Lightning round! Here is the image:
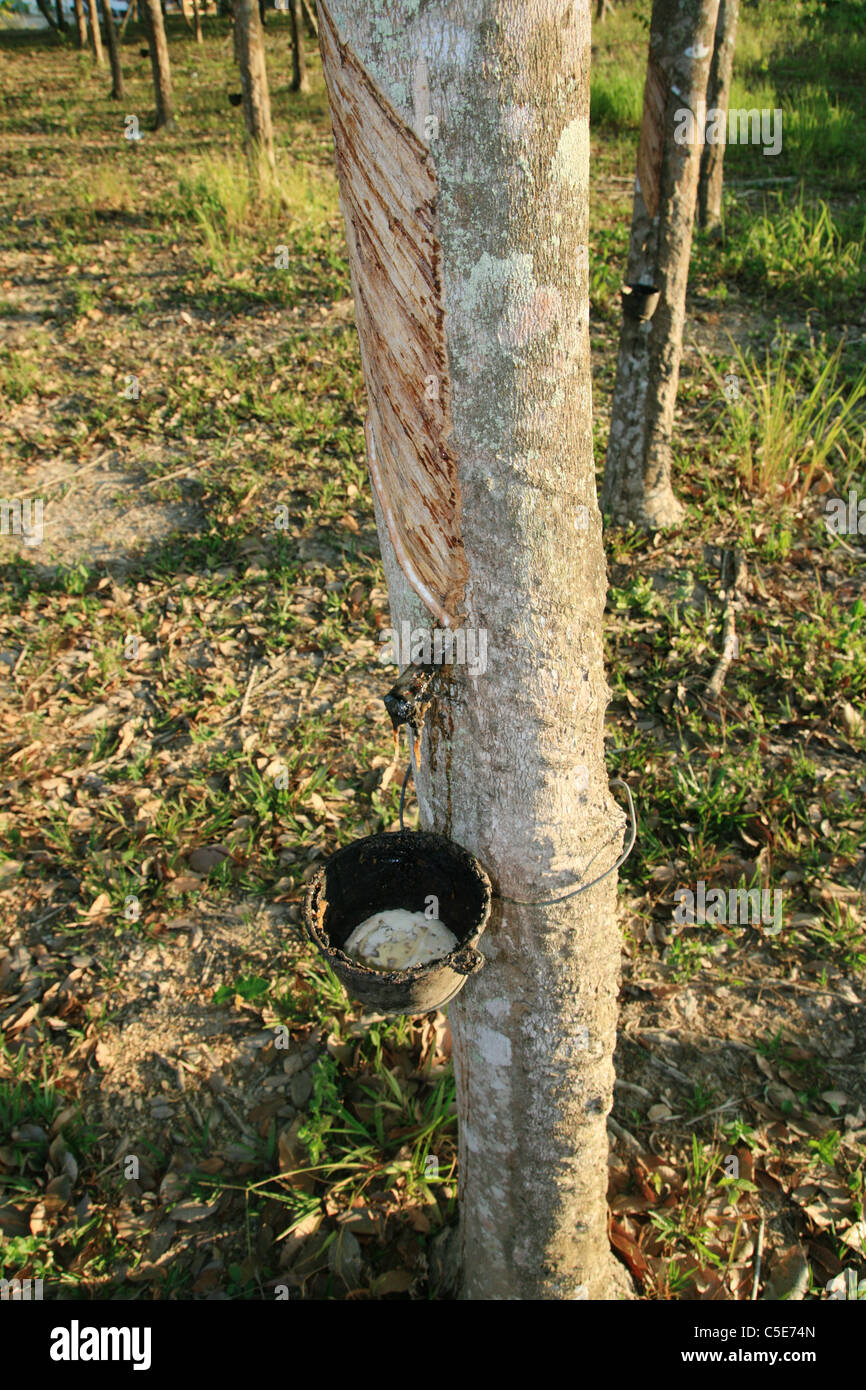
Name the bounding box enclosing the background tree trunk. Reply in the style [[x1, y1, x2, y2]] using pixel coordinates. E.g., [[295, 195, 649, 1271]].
[[118, 2, 134, 39], [300, 0, 317, 38], [54, 0, 67, 30], [233, 0, 275, 169], [289, 0, 309, 92], [73, 0, 88, 47], [35, 0, 58, 29], [698, 0, 740, 230], [88, 0, 106, 65], [100, 0, 125, 98], [595, 0, 614, 21], [192, 0, 203, 43], [317, 0, 629, 1299], [143, 0, 175, 130], [601, 0, 719, 529]]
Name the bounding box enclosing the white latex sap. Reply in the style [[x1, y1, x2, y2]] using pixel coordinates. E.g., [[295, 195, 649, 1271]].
[[343, 908, 458, 971]]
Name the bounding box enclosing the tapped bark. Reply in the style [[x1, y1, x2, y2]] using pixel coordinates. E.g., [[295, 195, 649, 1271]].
[[602, 0, 719, 530], [99, 0, 124, 99], [289, 0, 309, 92], [233, 0, 276, 170], [73, 0, 88, 47], [698, 0, 740, 230], [143, 0, 175, 130], [318, 0, 629, 1300], [88, 0, 106, 65]]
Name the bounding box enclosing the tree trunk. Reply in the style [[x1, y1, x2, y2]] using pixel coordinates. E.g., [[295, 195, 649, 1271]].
[[118, 2, 134, 39], [54, 0, 67, 30], [143, 0, 175, 130], [192, 0, 203, 43], [317, 0, 629, 1300], [698, 0, 739, 230], [595, 0, 614, 21], [88, 0, 106, 65], [300, 0, 317, 38], [233, 0, 275, 169], [289, 0, 308, 92], [601, 0, 719, 530], [35, 0, 58, 29], [73, 0, 88, 46], [100, 0, 125, 98]]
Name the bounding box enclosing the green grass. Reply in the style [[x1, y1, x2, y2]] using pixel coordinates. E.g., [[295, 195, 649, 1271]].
[[702, 332, 866, 501]]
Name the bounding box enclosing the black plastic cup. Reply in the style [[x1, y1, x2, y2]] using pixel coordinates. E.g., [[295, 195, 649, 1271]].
[[304, 830, 491, 1016], [621, 282, 661, 322]]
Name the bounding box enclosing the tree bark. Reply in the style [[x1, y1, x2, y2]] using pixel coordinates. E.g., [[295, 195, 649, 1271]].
[[192, 0, 203, 43], [53, 0, 67, 29], [143, 0, 175, 130], [317, 0, 629, 1300], [698, 0, 739, 230], [118, 2, 134, 39], [289, 0, 309, 92], [601, 0, 719, 530], [233, 0, 275, 169], [88, 0, 106, 66], [73, 0, 88, 47], [99, 0, 124, 98], [595, 0, 614, 21]]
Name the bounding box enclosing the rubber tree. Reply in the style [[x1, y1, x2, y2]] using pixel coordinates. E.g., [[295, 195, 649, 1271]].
[[289, 0, 309, 92], [698, 0, 740, 230], [143, 0, 175, 130], [99, 0, 124, 99], [233, 0, 276, 170], [317, 0, 630, 1299], [601, 0, 719, 529], [88, 0, 106, 65], [73, 0, 89, 48]]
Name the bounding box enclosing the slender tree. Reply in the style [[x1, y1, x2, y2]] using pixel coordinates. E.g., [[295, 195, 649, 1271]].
[[54, 0, 67, 30], [73, 0, 89, 47], [318, 0, 630, 1299], [698, 0, 740, 230], [99, 0, 125, 98], [233, 0, 275, 169], [143, 0, 175, 130], [192, 0, 204, 43], [300, 0, 316, 38], [88, 0, 106, 65], [118, 1, 135, 39], [601, 0, 719, 529], [288, 0, 309, 92]]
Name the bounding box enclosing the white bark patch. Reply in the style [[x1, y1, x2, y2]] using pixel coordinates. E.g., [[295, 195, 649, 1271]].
[[472, 1025, 513, 1071], [549, 118, 589, 190], [318, 0, 468, 624], [458, 252, 565, 354]]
